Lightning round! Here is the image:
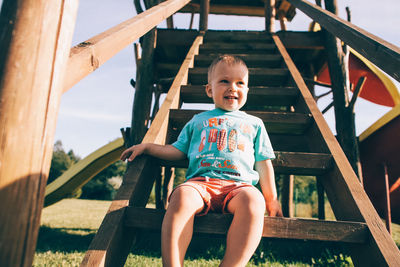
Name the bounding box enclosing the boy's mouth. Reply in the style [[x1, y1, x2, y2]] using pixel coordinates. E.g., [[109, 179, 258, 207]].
[[224, 96, 238, 100]]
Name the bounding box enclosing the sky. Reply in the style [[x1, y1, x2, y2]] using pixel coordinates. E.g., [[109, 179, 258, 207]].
[[21, 0, 399, 158]]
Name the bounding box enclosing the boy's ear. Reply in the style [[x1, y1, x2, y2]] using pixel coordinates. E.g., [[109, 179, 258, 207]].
[[205, 84, 213, 98]]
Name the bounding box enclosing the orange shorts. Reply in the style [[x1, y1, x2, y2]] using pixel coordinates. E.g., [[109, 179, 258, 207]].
[[171, 177, 254, 216]]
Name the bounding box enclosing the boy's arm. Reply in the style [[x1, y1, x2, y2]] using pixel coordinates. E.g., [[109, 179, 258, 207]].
[[120, 143, 186, 162], [255, 159, 283, 217]]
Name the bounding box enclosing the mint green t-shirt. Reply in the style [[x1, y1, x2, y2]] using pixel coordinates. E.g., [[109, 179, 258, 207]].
[[172, 108, 275, 185]]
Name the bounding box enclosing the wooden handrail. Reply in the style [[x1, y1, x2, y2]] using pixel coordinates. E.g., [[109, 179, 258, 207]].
[[287, 0, 400, 83], [80, 34, 203, 267], [142, 34, 204, 145], [63, 0, 191, 93], [273, 33, 400, 266]]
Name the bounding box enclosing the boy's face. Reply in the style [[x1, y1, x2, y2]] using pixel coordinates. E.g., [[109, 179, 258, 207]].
[[205, 62, 249, 111]]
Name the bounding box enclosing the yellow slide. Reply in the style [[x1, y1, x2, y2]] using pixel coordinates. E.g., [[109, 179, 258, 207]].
[[44, 138, 125, 206]]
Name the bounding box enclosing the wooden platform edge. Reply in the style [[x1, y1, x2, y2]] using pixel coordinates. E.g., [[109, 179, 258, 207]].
[[125, 207, 368, 244]]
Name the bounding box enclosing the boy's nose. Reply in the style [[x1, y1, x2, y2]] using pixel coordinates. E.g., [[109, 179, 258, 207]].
[[229, 83, 238, 91]]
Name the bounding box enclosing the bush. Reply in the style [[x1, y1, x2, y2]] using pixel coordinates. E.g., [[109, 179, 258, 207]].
[[80, 160, 126, 200]]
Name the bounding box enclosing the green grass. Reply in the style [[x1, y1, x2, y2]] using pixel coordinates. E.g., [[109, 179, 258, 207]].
[[34, 198, 400, 266]]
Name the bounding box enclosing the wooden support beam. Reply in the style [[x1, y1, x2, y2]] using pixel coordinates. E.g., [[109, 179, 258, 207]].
[[81, 156, 159, 267], [199, 0, 209, 31], [63, 0, 190, 92], [383, 163, 392, 234], [348, 76, 366, 112], [125, 207, 368, 243], [278, 11, 288, 31], [281, 175, 294, 217], [162, 167, 175, 209], [317, 176, 326, 219], [264, 0, 276, 32], [0, 1, 78, 266], [287, 0, 400, 82], [272, 33, 400, 266]]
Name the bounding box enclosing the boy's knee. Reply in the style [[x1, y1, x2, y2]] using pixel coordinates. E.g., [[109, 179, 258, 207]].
[[235, 188, 266, 216], [168, 186, 204, 212]]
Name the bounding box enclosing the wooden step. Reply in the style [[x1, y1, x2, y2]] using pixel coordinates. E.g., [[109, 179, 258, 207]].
[[194, 54, 283, 68], [158, 151, 332, 175], [125, 207, 368, 244], [189, 67, 289, 86], [204, 31, 273, 43], [180, 85, 299, 106], [168, 109, 312, 135], [199, 42, 276, 54]]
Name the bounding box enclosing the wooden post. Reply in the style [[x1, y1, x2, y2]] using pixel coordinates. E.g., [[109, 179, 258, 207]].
[[323, 0, 361, 177], [199, 0, 209, 31], [278, 11, 287, 31], [317, 176, 325, 219], [130, 0, 159, 145], [264, 0, 276, 32], [281, 175, 294, 217], [0, 1, 78, 266], [163, 167, 175, 209], [383, 163, 392, 234]]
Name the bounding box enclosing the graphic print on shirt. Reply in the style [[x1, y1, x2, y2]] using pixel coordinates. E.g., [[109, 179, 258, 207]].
[[196, 116, 254, 177], [198, 129, 206, 152]]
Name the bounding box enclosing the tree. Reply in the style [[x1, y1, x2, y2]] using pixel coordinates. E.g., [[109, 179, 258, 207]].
[[48, 140, 80, 184]]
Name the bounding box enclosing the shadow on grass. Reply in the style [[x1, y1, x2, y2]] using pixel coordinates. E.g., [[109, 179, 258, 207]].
[[36, 226, 95, 252], [36, 226, 353, 265], [132, 230, 352, 266]]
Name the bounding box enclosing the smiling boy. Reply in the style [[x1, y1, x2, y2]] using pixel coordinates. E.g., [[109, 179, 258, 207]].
[[121, 55, 282, 267]]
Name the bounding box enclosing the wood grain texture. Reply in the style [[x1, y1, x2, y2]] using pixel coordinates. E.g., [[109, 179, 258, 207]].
[[63, 0, 191, 92], [287, 0, 400, 82], [272, 33, 400, 267], [0, 1, 78, 266], [81, 35, 204, 267], [125, 207, 368, 243]]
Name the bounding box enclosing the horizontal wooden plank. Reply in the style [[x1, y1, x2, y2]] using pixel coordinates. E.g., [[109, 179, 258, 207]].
[[204, 30, 273, 42], [276, 31, 325, 50], [199, 45, 276, 55], [63, 0, 190, 92], [180, 3, 266, 17], [168, 109, 311, 135], [287, 0, 400, 82], [125, 207, 368, 244], [194, 54, 283, 68], [201, 42, 276, 50], [158, 151, 332, 175], [180, 85, 298, 106], [189, 67, 289, 86]]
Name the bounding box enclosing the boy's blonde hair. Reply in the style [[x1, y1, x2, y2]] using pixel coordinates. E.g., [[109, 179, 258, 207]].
[[207, 55, 248, 84]]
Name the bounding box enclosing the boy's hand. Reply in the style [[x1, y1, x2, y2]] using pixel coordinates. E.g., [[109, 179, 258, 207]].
[[120, 144, 147, 162], [265, 199, 283, 217]]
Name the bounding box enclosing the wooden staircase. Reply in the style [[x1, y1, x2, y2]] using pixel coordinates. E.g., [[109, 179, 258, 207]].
[[81, 31, 400, 266]]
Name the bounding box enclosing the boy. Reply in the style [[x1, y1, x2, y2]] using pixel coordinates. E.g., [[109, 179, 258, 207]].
[[120, 55, 282, 267]]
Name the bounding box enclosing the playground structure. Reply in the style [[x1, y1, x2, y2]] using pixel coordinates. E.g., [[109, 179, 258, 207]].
[[1, 0, 400, 266]]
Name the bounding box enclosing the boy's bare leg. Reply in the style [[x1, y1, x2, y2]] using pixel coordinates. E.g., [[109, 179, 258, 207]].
[[220, 187, 266, 267], [161, 186, 205, 267]]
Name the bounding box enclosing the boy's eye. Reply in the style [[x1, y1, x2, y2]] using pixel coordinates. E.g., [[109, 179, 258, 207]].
[[220, 80, 229, 83], [237, 81, 245, 86]]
